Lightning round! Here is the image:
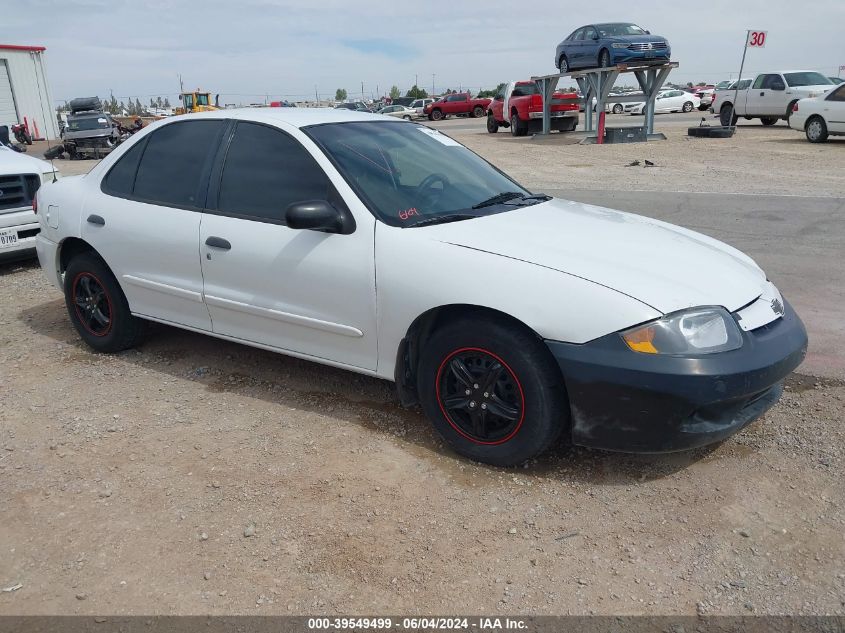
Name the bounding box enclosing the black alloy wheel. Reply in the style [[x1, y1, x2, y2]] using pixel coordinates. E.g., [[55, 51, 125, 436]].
[[71, 272, 112, 336], [436, 348, 524, 444]]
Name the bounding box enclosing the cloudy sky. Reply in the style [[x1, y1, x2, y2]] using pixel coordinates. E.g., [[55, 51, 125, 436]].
[[9, 0, 845, 104]]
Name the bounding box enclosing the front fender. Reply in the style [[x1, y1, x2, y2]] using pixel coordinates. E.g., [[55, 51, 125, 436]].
[[374, 225, 660, 380]]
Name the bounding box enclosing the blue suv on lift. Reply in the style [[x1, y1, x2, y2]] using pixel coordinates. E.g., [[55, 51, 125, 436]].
[[555, 23, 671, 73]]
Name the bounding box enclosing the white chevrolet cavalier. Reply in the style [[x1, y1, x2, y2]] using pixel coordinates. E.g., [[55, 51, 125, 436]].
[[35, 109, 807, 466]]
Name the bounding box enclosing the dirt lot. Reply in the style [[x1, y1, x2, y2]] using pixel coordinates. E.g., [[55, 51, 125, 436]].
[[1, 123, 844, 616]]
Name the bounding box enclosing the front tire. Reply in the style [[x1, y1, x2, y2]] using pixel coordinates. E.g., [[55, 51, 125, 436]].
[[417, 315, 568, 466], [486, 113, 499, 133], [805, 116, 828, 143], [599, 49, 611, 68], [612, 103, 623, 114], [64, 253, 146, 353], [429, 109, 443, 121], [558, 55, 569, 73]]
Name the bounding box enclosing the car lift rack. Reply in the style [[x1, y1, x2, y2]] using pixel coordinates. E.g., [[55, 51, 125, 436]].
[[531, 61, 679, 142]]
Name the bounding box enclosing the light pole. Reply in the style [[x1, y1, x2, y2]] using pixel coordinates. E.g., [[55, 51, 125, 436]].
[[432, 73, 435, 96]]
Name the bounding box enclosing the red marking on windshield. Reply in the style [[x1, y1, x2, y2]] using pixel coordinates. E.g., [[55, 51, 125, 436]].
[[399, 207, 419, 220]]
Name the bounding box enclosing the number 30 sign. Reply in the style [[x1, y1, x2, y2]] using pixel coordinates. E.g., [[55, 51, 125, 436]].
[[747, 31, 768, 47]]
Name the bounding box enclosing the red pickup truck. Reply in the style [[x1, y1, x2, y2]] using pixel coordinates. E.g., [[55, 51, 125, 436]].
[[487, 81, 580, 136], [424, 93, 492, 121]]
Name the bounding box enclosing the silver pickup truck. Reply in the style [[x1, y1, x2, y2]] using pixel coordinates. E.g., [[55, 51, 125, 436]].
[[710, 71, 836, 127]]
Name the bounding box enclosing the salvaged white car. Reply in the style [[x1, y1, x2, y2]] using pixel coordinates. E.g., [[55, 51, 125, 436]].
[[35, 109, 807, 465]]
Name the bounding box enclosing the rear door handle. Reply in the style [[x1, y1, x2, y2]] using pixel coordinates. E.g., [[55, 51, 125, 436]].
[[205, 236, 231, 250], [86, 214, 105, 226]]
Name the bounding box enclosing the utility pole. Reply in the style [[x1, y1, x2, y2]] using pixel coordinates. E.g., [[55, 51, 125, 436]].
[[315, 84, 319, 102], [415, 74, 418, 88], [361, 81, 364, 100], [432, 73, 435, 96]]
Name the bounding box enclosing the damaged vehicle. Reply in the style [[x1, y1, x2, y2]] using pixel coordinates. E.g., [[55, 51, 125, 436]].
[[53, 97, 122, 159], [34, 109, 807, 466]]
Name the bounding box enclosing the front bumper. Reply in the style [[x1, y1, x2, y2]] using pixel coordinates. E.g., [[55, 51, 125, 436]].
[[0, 209, 39, 258], [547, 300, 808, 453], [612, 49, 671, 65]]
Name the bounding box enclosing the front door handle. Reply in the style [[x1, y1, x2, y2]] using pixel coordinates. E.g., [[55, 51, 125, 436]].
[[86, 214, 105, 226], [759, 92, 765, 96], [205, 236, 231, 250]]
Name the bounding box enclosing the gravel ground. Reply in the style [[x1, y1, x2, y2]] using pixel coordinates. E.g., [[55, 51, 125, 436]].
[[1, 128, 844, 616]]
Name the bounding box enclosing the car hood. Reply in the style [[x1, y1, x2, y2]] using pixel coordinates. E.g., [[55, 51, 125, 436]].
[[421, 198, 767, 314], [0, 146, 53, 174]]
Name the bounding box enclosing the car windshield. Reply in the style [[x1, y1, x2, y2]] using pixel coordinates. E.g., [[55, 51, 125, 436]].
[[716, 81, 733, 89], [784, 72, 833, 87], [596, 23, 646, 37], [730, 79, 752, 90], [67, 116, 110, 131], [305, 121, 534, 228]]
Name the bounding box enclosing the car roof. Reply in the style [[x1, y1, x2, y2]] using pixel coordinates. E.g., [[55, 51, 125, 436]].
[[163, 107, 394, 129]]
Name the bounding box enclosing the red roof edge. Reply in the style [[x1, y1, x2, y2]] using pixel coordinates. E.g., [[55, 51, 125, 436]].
[[0, 44, 47, 52]]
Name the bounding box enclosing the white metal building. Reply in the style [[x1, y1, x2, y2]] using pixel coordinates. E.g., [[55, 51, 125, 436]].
[[0, 44, 59, 140]]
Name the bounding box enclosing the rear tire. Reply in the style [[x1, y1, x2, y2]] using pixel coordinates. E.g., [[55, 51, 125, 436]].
[[805, 116, 828, 143], [472, 105, 485, 118], [682, 101, 694, 113], [510, 112, 527, 137], [64, 253, 146, 353], [760, 117, 778, 126], [417, 315, 568, 466], [612, 103, 623, 114], [786, 100, 799, 124], [720, 105, 738, 127], [486, 113, 499, 133]]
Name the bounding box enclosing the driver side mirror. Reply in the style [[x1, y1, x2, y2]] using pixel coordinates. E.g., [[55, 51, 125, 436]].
[[286, 200, 356, 235]]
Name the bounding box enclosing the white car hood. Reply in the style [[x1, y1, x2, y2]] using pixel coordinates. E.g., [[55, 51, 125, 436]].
[[423, 198, 767, 314], [0, 145, 53, 175]]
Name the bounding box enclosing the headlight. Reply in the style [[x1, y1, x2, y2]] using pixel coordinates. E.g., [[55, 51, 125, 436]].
[[611, 43, 629, 49], [41, 171, 60, 183], [621, 307, 743, 355]]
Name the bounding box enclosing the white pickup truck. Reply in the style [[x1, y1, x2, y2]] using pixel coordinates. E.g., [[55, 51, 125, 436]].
[[0, 145, 59, 259], [711, 71, 836, 127]]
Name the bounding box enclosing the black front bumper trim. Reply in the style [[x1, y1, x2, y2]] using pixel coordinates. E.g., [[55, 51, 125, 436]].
[[546, 299, 808, 453]]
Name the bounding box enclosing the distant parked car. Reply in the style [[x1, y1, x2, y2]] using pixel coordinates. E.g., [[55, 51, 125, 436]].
[[828, 77, 844, 85], [336, 102, 372, 113], [410, 98, 434, 116], [627, 90, 699, 115], [789, 82, 845, 142], [555, 23, 671, 72], [692, 86, 716, 110], [378, 105, 417, 120]]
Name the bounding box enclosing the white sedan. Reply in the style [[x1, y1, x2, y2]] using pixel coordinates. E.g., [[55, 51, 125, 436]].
[[34, 108, 807, 466], [628, 90, 701, 115], [377, 105, 417, 120], [789, 81, 845, 142]]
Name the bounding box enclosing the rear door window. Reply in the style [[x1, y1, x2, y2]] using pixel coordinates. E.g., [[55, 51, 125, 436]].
[[101, 139, 147, 197], [133, 120, 225, 208], [216, 121, 331, 224]]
